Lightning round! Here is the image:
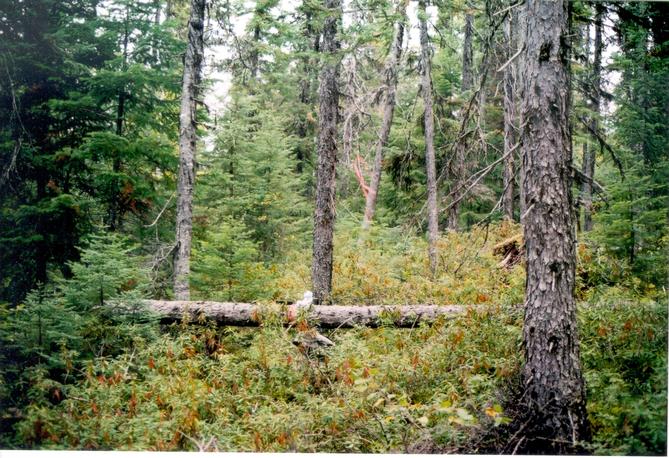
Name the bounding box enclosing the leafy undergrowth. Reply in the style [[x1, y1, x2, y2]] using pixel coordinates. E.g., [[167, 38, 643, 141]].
[[1, 222, 666, 453], [13, 307, 522, 451], [267, 219, 526, 306]]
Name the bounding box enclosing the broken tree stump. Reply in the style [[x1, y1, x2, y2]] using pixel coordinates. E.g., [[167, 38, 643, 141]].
[[493, 234, 524, 269], [144, 300, 478, 328]]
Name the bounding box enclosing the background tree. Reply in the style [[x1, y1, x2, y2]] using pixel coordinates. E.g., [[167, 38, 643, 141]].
[[418, 0, 439, 275]]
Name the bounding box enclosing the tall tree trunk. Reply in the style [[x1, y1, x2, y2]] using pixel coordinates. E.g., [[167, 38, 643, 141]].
[[502, 9, 517, 221], [362, 1, 406, 228], [294, 5, 319, 175], [250, 24, 261, 81], [311, 0, 341, 304], [447, 7, 474, 232], [519, 0, 588, 450], [582, 4, 603, 232], [462, 11, 474, 92], [109, 12, 129, 232], [517, 1, 527, 221], [419, 0, 439, 275], [174, 0, 205, 301]]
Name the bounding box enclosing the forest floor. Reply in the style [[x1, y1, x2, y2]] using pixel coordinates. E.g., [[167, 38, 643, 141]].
[[2, 223, 666, 453]]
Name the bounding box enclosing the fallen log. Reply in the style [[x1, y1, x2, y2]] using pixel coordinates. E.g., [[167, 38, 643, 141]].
[[144, 300, 477, 328]]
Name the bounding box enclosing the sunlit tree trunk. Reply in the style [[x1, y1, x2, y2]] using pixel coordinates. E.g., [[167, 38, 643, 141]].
[[519, 0, 589, 449], [174, 0, 205, 300], [311, 0, 341, 304], [419, 0, 439, 275]]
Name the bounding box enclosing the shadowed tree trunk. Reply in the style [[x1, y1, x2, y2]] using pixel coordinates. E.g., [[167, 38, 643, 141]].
[[519, 0, 589, 450], [311, 0, 341, 304], [419, 0, 439, 275], [582, 4, 603, 232], [294, 4, 320, 175], [517, 1, 527, 221], [174, 0, 205, 301], [462, 10, 474, 92], [502, 8, 517, 221], [108, 10, 129, 232], [362, 0, 406, 228]]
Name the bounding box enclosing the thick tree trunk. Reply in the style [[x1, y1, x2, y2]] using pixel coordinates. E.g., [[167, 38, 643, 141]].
[[502, 9, 517, 221], [582, 4, 603, 232], [419, 0, 439, 275], [174, 0, 205, 301], [311, 0, 341, 304], [519, 0, 588, 450], [362, 3, 406, 228], [144, 300, 477, 328]]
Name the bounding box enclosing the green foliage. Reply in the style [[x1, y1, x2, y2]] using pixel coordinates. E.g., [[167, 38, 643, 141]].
[[580, 295, 668, 455], [191, 217, 270, 302], [0, 0, 182, 304], [197, 92, 310, 262], [11, 307, 522, 451], [0, 231, 158, 446]]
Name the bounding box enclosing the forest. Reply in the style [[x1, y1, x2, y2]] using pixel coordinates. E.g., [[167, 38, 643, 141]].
[[0, 0, 667, 454]]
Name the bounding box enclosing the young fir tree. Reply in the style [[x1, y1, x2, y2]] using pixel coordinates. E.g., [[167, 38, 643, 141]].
[[190, 217, 266, 302]]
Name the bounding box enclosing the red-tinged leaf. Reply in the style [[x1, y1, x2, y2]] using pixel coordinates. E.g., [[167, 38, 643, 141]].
[[254, 431, 263, 451], [277, 432, 288, 446]]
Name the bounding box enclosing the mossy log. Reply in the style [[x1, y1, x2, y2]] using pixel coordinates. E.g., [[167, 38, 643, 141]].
[[144, 300, 476, 328]]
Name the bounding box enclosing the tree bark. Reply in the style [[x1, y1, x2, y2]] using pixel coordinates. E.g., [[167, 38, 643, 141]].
[[108, 12, 129, 232], [517, 1, 527, 221], [419, 0, 439, 275], [502, 9, 517, 221], [144, 300, 477, 328], [174, 0, 205, 301], [462, 11, 474, 92], [582, 4, 603, 232], [312, 0, 341, 304], [447, 7, 474, 232], [362, 2, 406, 228], [519, 0, 588, 450]]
